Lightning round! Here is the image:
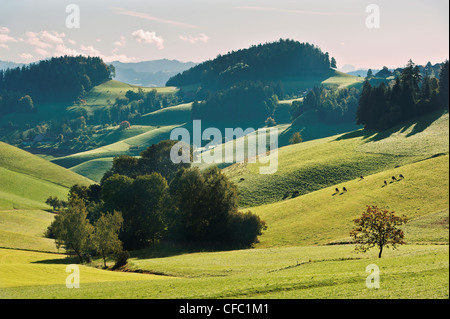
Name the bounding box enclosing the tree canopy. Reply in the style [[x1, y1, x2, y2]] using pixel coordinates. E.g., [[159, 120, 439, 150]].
[[48, 140, 267, 252], [191, 81, 280, 122], [167, 39, 335, 90], [0, 55, 114, 116], [350, 205, 408, 258], [356, 60, 448, 131], [290, 86, 360, 124]]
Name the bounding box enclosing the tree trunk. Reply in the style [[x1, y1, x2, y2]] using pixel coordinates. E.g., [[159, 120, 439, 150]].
[[72, 244, 83, 263], [102, 251, 107, 269], [378, 245, 383, 258]]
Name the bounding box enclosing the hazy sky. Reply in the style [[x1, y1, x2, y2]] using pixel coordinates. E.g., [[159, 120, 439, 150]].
[[0, 0, 448, 70]]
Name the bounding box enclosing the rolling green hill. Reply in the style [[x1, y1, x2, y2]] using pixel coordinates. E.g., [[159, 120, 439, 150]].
[[0, 39, 447, 300], [224, 110, 449, 208], [0, 80, 177, 128], [178, 69, 363, 100], [280, 70, 364, 93], [0, 210, 59, 252], [40, 69, 361, 182], [0, 110, 448, 299], [68, 80, 177, 112], [51, 124, 183, 170], [251, 154, 449, 247], [0, 142, 93, 209], [167, 39, 361, 93]]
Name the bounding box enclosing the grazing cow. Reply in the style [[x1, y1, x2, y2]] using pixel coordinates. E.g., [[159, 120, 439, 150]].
[[335, 188, 339, 193], [384, 180, 388, 186], [343, 187, 347, 192], [360, 175, 364, 180], [399, 174, 404, 179], [392, 176, 397, 181], [240, 178, 245, 181]]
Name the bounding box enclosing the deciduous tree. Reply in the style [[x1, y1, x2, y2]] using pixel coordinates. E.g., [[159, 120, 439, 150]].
[[50, 196, 94, 262], [91, 211, 124, 268], [350, 205, 408, 258]]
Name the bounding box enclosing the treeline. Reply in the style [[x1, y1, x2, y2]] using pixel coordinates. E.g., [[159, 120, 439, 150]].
[[102, 88, 181, 125], [68, 88, 181, 127], [290, 86, 360, 124], [192, 81, 283, 122], [0, 55, 114, 116], [357, 60, 449, 130], [47, 140, 267, 258], [167, 39, 335, 90]]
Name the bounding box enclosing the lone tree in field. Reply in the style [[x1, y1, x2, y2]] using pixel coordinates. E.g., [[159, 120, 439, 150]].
[[350, 205, 408, 258]]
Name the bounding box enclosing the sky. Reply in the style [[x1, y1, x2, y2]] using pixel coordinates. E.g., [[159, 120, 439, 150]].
[[0, 0, 448, 70]]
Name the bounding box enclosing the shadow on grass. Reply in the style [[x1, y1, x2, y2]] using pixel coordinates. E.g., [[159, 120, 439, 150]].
[[334, 109, 448, 144], [130, 241, 252, 260], [31, 255, 79, 265], [405, 109, 447, 137]]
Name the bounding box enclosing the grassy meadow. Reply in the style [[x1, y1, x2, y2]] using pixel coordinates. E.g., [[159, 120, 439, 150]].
[[280, 70, 364, 93], [0, 79, 448, 299], [0, 141, 92, 210], [225, 109, 449, 207], [1, 244, 447, 299]]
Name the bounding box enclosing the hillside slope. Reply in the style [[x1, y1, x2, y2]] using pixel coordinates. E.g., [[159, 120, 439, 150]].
[[0, 142, 93, 209], [251, 154, 449, 247], [224, 110, 449, 207]]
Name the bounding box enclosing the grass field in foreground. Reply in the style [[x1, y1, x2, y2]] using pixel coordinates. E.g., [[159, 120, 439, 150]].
[[0, 244, 447, 298], [0, 248, 169, 291]]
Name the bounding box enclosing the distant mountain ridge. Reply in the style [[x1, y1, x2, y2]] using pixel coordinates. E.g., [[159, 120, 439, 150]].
[[0, 60, 25, 70], [110, 59, 197, 87]]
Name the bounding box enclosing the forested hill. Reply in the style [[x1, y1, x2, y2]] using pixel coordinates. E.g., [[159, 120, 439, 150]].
[[166, 39, 336, 90], [0, 56, 114, 116]]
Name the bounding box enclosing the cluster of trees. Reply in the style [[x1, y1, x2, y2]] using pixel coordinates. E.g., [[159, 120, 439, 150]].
[[0, 55, 114, 116], [0, 92, 35, 115], [8, 115, 100, 149], [0, 56, 183, 150], [290, 86, 360, 124], [167, 39, 336, 91], [47, 140, 267, 257], [191, 81, 282, 123], [45, 196, 68, 211], [47, 194, 125, 268], [104, 88, 181, 125], [68, 88, 181, 127], [356, 60, 449, 130], [366, 62, 443, 82]]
